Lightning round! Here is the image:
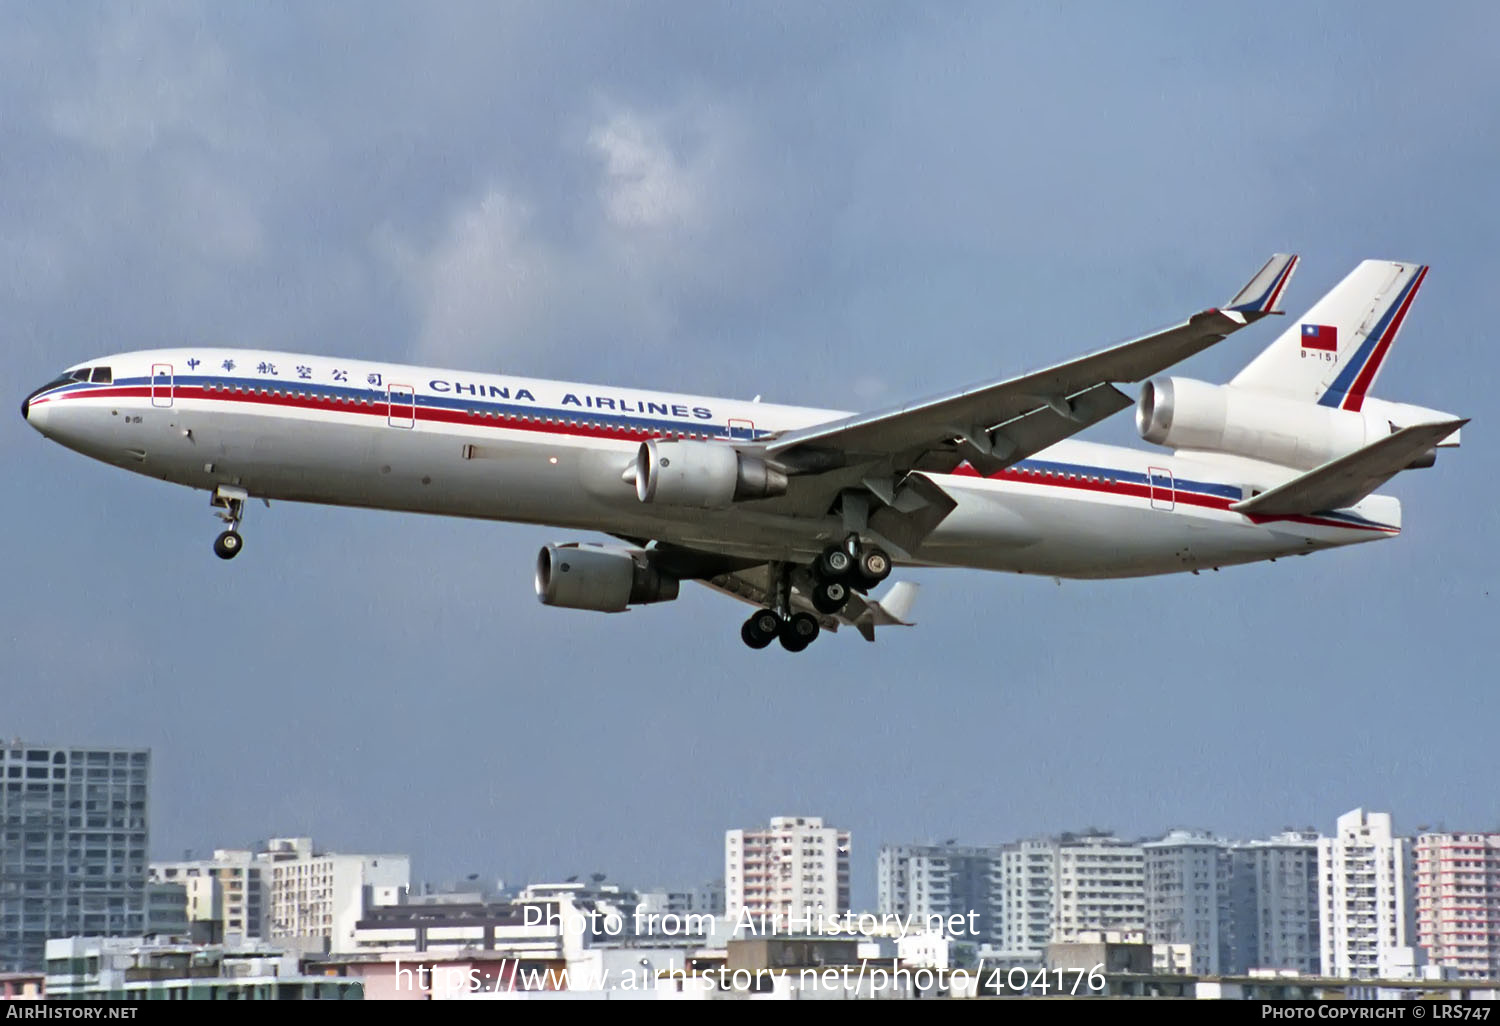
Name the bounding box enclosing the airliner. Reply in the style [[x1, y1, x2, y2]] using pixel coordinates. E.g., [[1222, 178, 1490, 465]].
[[21, 254, 1465, 651]]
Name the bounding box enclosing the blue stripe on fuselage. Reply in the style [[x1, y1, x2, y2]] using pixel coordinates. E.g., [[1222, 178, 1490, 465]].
[[48, 373, 1396, 528]]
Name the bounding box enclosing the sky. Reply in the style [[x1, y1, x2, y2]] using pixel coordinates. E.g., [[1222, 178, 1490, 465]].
[[3, 2, 1497, 904]]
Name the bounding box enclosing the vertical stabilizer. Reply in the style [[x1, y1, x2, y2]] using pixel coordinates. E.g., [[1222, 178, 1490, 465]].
[[1230, 260, 1427, 407]]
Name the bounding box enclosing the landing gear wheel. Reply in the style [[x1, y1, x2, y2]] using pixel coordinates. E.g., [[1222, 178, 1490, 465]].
[[741, 609, 780, 649], [811, 580, 850, 615], [857, 546, 891, 586], [778, 612, 820, 652], [213, 531, 243, 560], [816, 545, 853, 581]]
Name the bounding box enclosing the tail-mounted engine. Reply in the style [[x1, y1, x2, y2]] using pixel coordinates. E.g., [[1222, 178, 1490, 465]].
[[1137, 376, 1459, 470]]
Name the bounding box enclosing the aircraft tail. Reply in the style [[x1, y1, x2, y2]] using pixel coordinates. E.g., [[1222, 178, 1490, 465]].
[[1230, 260, 1428, 408]]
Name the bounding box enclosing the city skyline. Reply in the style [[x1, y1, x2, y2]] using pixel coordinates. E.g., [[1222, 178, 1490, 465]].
[[125, 800, 1500, 915], [6, 2, 1497, 904], [7, 757, 1497, 982], [9, 733, 1500, 910]]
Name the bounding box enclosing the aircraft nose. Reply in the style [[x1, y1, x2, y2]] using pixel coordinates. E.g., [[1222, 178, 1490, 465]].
[[21, 383, 51, 430]]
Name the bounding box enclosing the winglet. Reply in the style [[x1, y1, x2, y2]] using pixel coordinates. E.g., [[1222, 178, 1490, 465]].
[[1225, 253, 1300, 317]]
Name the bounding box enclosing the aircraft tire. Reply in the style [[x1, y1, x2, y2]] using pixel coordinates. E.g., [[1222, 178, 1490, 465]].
[[857, 546, 891, 585], [778, 612, 820, 652], [815, 546, 853, 581], [742, 610, 779, 649], [213, 531, 243, 560], [811, 580, 849, 615]]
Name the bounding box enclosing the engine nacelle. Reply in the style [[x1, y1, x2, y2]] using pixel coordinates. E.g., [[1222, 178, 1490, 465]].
[[635, 439, 788, 507], [535, 544, 679, 612], [1139, 376, 1394, 470]]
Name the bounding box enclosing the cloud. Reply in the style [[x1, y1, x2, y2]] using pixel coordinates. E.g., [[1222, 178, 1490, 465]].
[[42, 3, 272, 265], [378, 189, 560, 373], [591, 109, 710, 233], [47, 7, 237, 158], [381, 99, 764, 377]]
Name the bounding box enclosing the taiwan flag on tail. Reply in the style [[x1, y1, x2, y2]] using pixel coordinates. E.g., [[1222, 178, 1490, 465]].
[[1301, 323, 1338, 352]]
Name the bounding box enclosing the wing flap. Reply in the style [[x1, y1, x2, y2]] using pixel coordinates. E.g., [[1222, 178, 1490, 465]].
[[1231, 419, 1467, 516], [958, 383, 1133, 475]]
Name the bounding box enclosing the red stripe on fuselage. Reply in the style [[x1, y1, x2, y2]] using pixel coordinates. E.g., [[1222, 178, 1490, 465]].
[[54, 384, 712, 443], [56, 385, 1399, 534], [950, 463, 1396, 534]]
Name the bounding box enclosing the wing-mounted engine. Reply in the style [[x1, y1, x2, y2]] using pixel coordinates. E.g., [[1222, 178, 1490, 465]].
[[634, 439, 788, 508], [1137, 376, 1460, 470], [535, 543, 679, 612]]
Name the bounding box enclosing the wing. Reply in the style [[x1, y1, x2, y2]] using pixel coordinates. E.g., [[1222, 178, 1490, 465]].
[[699, 565, 918, 642], [766, 254, 1299, 477], [1231, 419, 1467, 516]]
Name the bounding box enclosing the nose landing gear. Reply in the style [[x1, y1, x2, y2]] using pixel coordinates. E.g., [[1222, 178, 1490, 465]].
[[210, 485, 249, 561]]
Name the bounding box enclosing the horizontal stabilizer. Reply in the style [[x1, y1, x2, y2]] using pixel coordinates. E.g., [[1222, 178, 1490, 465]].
[[1231, 419, 1467, 516]]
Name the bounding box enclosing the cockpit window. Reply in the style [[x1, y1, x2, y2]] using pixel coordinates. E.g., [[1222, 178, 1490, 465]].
[[90, 366, 112, 383], [69, 368, 91, 382], [37, 374, 77, 393]]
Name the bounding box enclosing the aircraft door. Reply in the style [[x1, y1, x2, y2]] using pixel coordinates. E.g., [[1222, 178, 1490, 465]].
[[728, 417, 756, 443], [388, 384, 415, 428], [1148, 466, 1175, 511], [150, 364, 174, 408]]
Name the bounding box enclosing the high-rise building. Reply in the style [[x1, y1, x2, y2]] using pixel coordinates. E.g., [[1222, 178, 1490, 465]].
[[988, 832, 1145, 962], [1054, 832, 1146, 942], [144, 881, 189, 938], [1414, 832, 1500, 979], [1318, 809, 1420, 979], [1227, 831, 1321, 975], [149, 849, 270, 943], [997, 839, 1056, 957], [877, 843, 1002, 944], [0, 742, 149, 971], [1144, 830, 1231, 975], [725, 817, 849, 928], [260, 837, 410, 955]]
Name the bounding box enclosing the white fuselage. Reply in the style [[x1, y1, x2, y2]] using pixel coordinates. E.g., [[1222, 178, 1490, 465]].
[[23, 348, 1400, 577]]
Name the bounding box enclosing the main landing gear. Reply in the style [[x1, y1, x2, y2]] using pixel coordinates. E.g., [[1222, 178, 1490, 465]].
[[739, 537, 893, 653], [210, 485, 248, 561]]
